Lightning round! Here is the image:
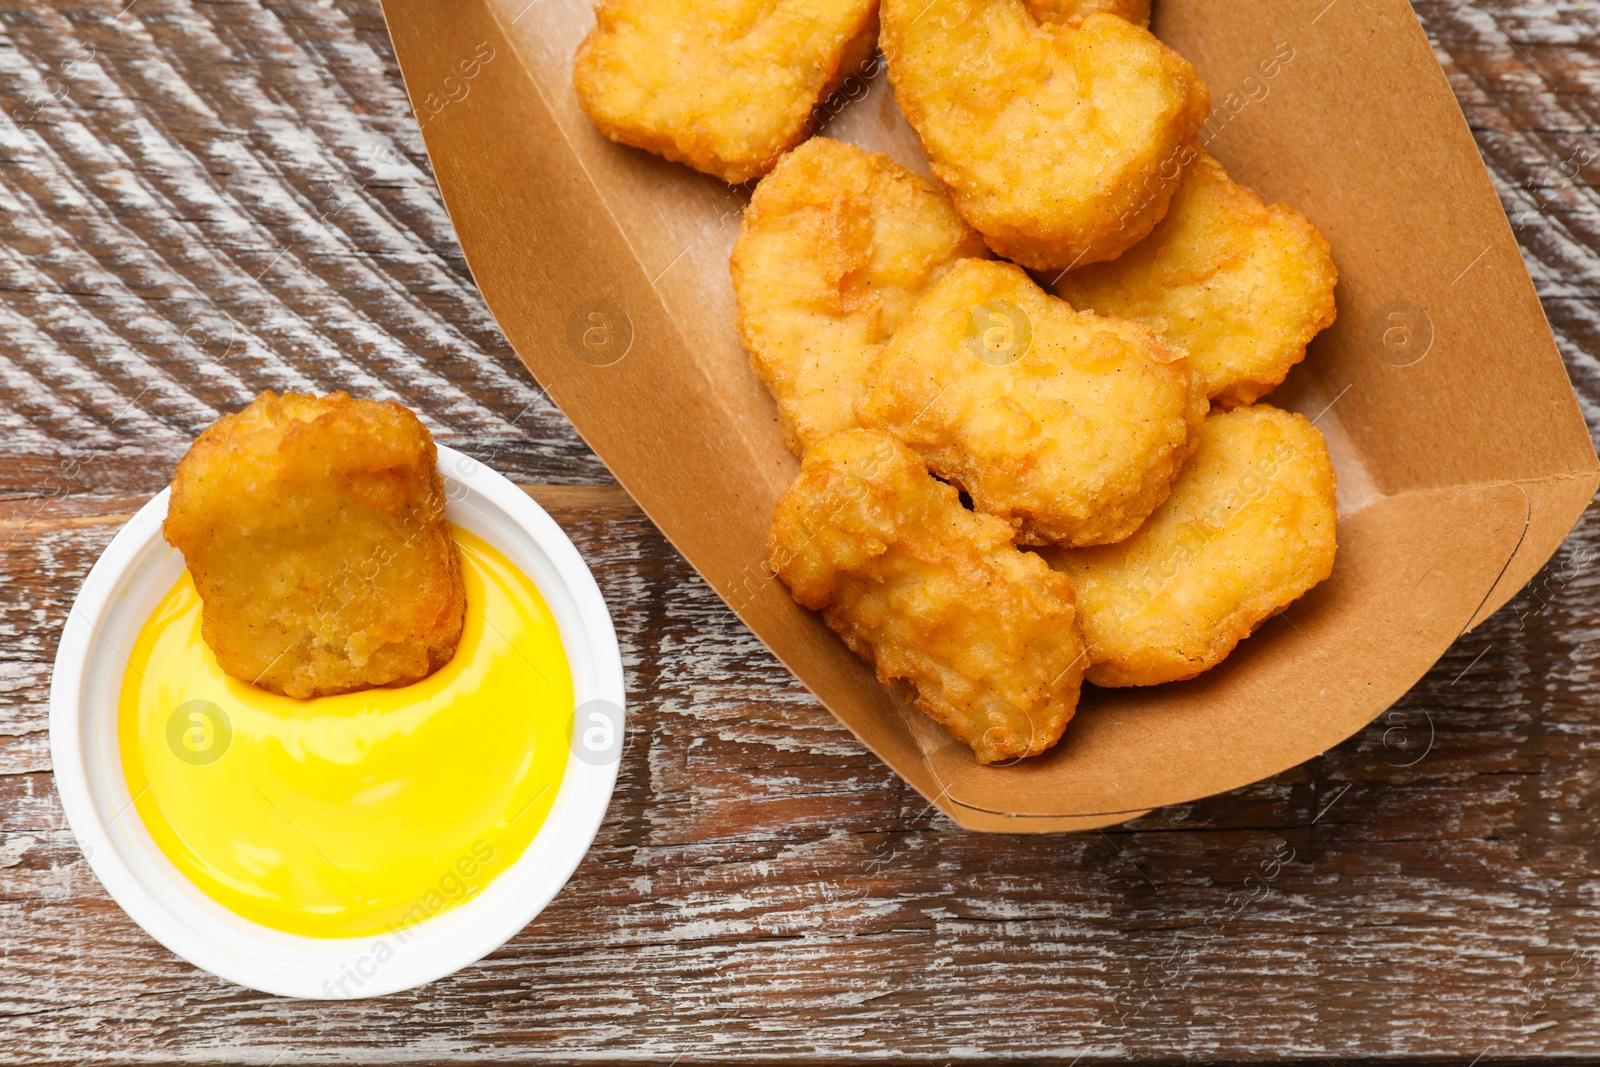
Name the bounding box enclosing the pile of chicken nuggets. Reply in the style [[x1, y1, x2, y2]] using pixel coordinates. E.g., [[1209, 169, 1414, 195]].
[[164, 392, 466, 700], [576, 0, 1340, 764]]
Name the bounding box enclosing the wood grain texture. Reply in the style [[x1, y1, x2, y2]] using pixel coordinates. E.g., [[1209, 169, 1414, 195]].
[[1, 0, 1597, 1062]]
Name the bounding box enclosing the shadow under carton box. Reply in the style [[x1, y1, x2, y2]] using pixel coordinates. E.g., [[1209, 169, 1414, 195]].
[[378, 0, 1600, 831]]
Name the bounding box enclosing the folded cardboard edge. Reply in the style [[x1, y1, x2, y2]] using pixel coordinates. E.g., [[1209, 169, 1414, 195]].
[[1465, 471, 1598, 631]]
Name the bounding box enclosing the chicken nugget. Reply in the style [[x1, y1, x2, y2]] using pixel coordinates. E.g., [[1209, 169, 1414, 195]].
[[1049, 405, 1337, 687], [880, 1, 1208, 270], [573, 0, 880, 184], [731, 138, 991, 454], [163, 392, 466, 699], [1025, 0, 1150, 28], [1058, 151, 1338, 407], [856, 259, 1207, 547], [769, 429, 1087, 763]]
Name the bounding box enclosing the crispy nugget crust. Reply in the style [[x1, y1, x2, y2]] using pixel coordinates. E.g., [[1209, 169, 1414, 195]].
[[1051, 405, 1337, 687], [857, 259, 1207, 547], [163, 392, 466, 699], [1058, 152, 1339, 407], [880, 3, 1208, 270], [769, 430, 1086, 764], [573, 0, 879, 184], [731, 138, 991, 454], [1025, 0, 1150, 27]]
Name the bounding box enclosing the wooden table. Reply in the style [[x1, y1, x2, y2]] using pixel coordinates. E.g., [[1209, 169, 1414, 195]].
[[2, 0, 1596, 1061]]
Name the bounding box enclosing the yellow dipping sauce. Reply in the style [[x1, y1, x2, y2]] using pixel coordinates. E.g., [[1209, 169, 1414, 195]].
[[118, 527, 573, 940]]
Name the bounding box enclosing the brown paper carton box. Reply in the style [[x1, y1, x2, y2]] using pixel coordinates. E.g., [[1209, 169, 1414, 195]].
[[378, 0, 1599, 831]]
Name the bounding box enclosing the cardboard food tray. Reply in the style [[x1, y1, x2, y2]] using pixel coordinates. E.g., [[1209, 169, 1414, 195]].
[[378, 0, 1600, 832]]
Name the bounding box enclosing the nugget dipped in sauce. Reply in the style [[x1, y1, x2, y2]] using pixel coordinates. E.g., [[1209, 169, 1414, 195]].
[[163, 392, 465, 699]]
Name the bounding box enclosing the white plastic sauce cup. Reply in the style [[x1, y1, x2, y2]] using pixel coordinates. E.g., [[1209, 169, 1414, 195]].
[[49, 445, 626, 998]]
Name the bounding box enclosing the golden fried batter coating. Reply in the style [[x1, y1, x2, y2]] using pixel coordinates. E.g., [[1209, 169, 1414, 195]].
[[856, 259, 1207, 547], [164, 392, 466, 699], [769, 429, 1087, 763], [1025, 0, 1150, 27], [880, 2, 1208, 270], [731, 138, 991, 454], [573, 0, 879, 184], [1049, 405, 1337, 687], [1057, 151, 1338, 407]]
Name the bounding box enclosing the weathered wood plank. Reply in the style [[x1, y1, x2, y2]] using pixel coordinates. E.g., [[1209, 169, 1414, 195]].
[[0, 0, 1597, 1062]]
